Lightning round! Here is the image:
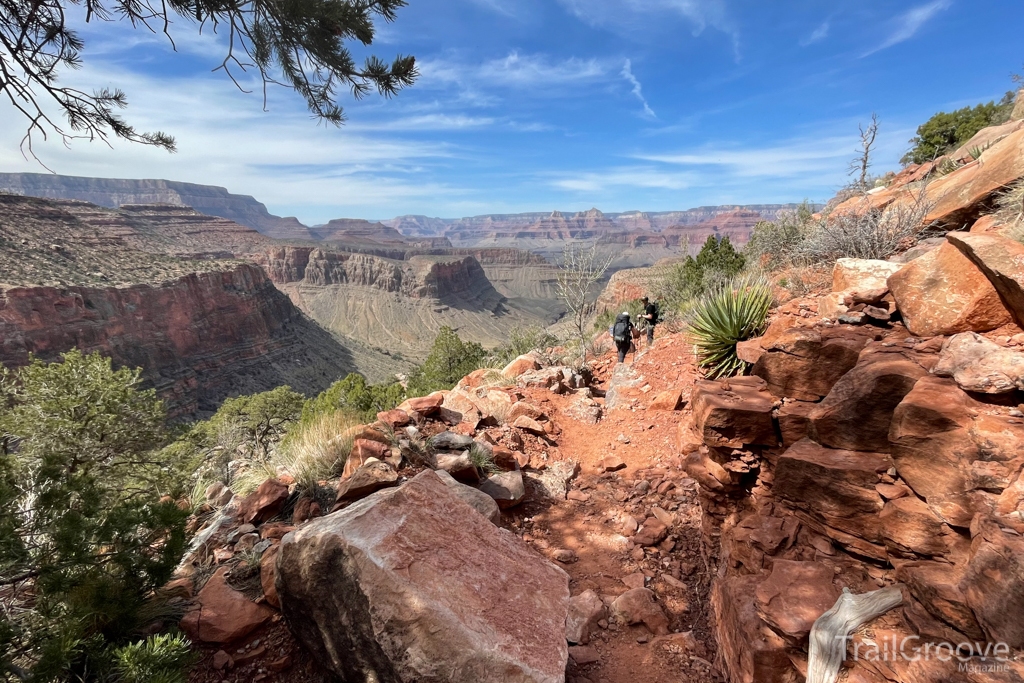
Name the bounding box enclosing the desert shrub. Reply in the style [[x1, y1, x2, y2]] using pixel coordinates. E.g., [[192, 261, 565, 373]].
[[487, 326, 560, 368], [687, 276, 773, 379], [300, 373, 405, 426], [0, 351, 191, 681], [110, 633, 195, 683], [902, 93, 1017, 165], [660, 235, 745, 314], [745, 203, 817, 271], [468, 443, 499, 475], [995, 178, 1024, 232], [797, 192, 933, 263], [275, 410, 359, 492], [407, 326, 486, 396]]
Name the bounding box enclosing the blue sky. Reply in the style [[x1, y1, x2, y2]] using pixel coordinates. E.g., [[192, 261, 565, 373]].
[[1, 0, 1022, 224]]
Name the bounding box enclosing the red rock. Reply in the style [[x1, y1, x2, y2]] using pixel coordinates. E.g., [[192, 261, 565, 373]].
[[511, 415, 545, 434], [508, 401, 545, 423], [648, 389, 682, 411], [180, 567, 275, 643], [808, 353, 926, 452], [213, 650, 234, 670], [237, 478, 289, 525], [970, 214, 1005, 233], [960, 521, 1024, 648], [260, 544, 281, 609], [773, 439, 890, 559], [932, 331, 1024, 394], [949, 228, 1024, 329], [610, 588, 669, 636], [889, 376, 977, 505], [888, 240, 1012, 336], [832, 258, 902, 293], [735, 337, 766, 365], [633, 517, 669, 547], [754, 560, 838, 640], [335, 460, 399, 503], [291, 496, 318, 524], [502, 355, 541, 378], [777, 400, 815, 447], [277, 470, 570, 681], [622, 572, 646, 590], [895, 561, 983, 640], [567, 645, 600, 665], [878, 496, 963, 558], [340, 424, 392, 446], [598, 454, 626, 472], [478, 470, 526, 509], [161, 577, 194, 599], [397, 392, 444, 417], [752, 327, 870, 401], [376, 409, 412, 429], [712, 574, 795, 683], [565, 589, 607, 645], [691, 376, 777, 448], [342, 438, 391, 480], [259, 523, 295, 540]]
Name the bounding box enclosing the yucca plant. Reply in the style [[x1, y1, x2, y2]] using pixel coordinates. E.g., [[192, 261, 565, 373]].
[[686, 276, 773, 379]]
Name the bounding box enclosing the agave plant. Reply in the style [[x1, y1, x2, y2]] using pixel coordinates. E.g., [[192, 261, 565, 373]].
[[686, 276, 773, 379]]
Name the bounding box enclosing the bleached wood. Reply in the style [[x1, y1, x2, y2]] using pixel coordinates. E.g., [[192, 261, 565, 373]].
[[806, 585, 903, 683]]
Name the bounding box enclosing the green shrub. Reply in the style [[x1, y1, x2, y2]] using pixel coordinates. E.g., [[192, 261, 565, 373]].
[[468, 443, 499, 475], [300, 373, 405, 426], [659, 235, 745, 314], [111, 633, 195, 683], [901, 93, 1016, 165], [407, 326, 486, 396], [687, 277, 773, 379], [0, 351, 190, 681]]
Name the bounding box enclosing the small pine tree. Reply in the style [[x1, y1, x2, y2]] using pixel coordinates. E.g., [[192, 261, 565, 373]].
[[407, 327, 486, 396], [0, 350, 191, 681], [664, 235, 746, 308], [902, 94, 1017, 165], [300, 374, 406, 425]]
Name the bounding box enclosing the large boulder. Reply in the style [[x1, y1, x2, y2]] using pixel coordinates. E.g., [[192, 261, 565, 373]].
[[712, 575, 796, 683], [752, 327, 870, 401], [808, 352, 926, 452], [690, 376, 777, 448], [947, 223, 1024, 328], [335, 461, 399, 503], [237, 478, 290, 525], [276, 470, 570, 683], [887, 240, 1012, 336], [832, 258, 903, 293], [180, 567, 275, 643], [773, 438, 891, 560], [896, 561, 984, 640], [565, 589, 607, 645]]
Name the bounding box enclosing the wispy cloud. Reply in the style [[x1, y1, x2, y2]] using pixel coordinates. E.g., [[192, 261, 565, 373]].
[[800, 20, 830, 46], [467, 0, 517, 17], [862, 0, 951, 57], [552, 166, 694, 192], [621, 60, 656, 118], [636, 136, 855, 177], [558, 0, 740, 59], [479, 51, 608, 87]]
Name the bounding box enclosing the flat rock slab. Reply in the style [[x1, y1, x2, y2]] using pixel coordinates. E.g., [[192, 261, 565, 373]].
[[754, 560, 839, 640], [691, 375, 777, 448], [277, 470, 570, 683]]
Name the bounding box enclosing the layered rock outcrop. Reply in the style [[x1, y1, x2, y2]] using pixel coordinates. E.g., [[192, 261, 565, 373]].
[[0, 264, 354, 417]]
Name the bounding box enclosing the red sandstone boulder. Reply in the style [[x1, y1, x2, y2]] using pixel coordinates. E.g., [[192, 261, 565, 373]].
[[712, 574, 795, 683], [502, 355, 541, 378], [878, 496, 965, 559], [833, 258, 903, 293], [773, 439, 890, 560], [376, 409, 412, 429], [932, 332, 1024, 394], [960, 521, 1024, 648], [807, 353, 926, 452], [610, 588, 669, 636], [777, 400, 815, 447], [397, 392, 445, 417], [565, 589, 608, 645], [895, 561, 984, 640], [752, 327, 869, 401], [342, 438, 391, 480], [237, 478, 289, 525], [277, 470, 570, 682], [887, 240, 1012, 336], [512, 415, 545, 435], [335, 460, 399, 503], [648, 388, 682, 411], [754, 560, 839, 640], [260, 543, 281, 609], [180, 567, 275, 643], [691, 376, 777, 448], [948, 231, 1024, 329]]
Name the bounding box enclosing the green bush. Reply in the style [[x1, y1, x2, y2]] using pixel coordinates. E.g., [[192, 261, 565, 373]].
[[901, 93, 1016, 165], [687, 277, 773, 379], [0, 350, 191, 681], [407, 326, 486, 396], [660, 235, 745, 313], [300, 373, 405, 426], [111, 633, 195, 683]]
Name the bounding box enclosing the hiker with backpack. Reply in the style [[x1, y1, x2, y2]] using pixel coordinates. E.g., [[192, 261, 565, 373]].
[[641, 296, 659, 346], [611, 311, 634, 363]]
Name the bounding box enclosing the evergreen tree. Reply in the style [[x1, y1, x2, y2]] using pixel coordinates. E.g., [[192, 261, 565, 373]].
[[300, 373, 405, 424], [0, 351, 191, 681], [901, 93, 1017, 165], [0, 0, 417, 157], [407, 327, 485, 396]]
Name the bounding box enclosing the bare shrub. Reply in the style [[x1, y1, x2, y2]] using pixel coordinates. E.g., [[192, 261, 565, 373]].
[[557, 242, 613, 368], [799, 191, 934, 263], [995, 178, 1024, 234]]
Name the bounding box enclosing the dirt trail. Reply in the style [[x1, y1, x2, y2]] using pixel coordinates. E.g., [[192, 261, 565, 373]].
[[508, 334, 721, 683]]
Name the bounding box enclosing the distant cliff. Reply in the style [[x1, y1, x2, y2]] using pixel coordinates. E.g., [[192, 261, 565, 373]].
[[0, 264, 354, 418], [0, 173, 314, 240]]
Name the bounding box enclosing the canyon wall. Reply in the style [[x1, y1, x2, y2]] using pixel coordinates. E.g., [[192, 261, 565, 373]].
[[0, 264, 355, 418]]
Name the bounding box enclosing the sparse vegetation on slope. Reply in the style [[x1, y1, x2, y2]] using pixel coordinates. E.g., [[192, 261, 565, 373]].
[[901, 93, 1017, 165]]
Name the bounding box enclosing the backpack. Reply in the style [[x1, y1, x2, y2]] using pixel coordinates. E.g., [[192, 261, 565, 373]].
[[612, 319, 631, 343]]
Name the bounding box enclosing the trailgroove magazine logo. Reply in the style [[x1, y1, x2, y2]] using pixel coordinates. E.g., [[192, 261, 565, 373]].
[[840, 634, 1012, 672]]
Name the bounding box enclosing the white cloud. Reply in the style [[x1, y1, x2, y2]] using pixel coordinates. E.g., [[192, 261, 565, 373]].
[[552, 166, 694, 192], [636, 136, 856, 178], [800, 20, 830, 46], [862, 0, 951, 57], [467, 0, 518, 17], [479, 51, 607, 87], [621, 60, 656, 118]]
